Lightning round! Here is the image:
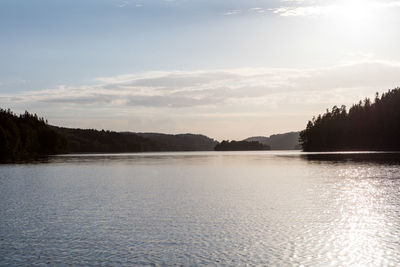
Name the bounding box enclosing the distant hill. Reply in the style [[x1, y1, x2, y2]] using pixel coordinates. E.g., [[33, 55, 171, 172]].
[[244, 132, 300, 150], [52, 129, 218, 153], [244, 136, 270, 145], [136, 133, 218, 151], [214, 140, 270, 151]]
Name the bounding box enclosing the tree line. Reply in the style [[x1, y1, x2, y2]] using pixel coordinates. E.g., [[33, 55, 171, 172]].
[[214, 140, 271, 151], [300, 87, 400, 151], [0, 109, 219, 161]]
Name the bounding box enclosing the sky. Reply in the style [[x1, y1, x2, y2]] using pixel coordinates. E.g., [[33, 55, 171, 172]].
[[1, 0, 400, 140]]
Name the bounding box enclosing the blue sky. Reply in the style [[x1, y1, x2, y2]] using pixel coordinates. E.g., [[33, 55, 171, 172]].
[[1, 0, 400, 139], [1, 0, 285, 91]]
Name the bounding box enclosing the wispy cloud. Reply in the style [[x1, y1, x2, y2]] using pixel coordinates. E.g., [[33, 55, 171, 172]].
[[2, 61, 400, 110], [269, 5, 331, 17], [249, 7, 267, 14], [224, 10, 241, 16], [269, 0, 400, 17], [112, 0, 129, 8]]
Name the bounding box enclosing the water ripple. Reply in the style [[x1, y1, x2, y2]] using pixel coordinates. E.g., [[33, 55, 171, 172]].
[[1, 152, 399, 266]]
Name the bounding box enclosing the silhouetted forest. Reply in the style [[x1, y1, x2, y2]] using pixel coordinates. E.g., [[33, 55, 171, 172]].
[[214, 140, 271, 151], [0, 109, 67, 161], [0, 109, 220, 161], [300, 87, 400, 151]]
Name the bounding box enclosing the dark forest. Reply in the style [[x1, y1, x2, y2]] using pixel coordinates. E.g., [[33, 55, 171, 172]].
[[0, 109, 218, 161], [0, 109, 67, 161], [300, 87, 400, 151]]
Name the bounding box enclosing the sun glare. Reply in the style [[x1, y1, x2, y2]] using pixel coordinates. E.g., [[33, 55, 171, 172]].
[[342, 1, 370, 19], [326, 0, 380, 35], [335, 0, 374, 22]]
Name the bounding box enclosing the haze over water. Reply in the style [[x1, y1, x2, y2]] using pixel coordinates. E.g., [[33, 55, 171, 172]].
[[1, 151, 399, 266]]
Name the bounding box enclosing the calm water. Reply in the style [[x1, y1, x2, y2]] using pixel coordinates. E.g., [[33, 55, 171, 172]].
[[1, 151, 400, 266]]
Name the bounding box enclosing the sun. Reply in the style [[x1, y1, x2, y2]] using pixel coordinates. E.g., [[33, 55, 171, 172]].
[[326, 0, 380, 33], [335, 0, 374, 22]]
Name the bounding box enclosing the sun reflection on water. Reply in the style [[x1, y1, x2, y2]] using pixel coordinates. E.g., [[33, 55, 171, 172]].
[[329, 165, 399, 265]]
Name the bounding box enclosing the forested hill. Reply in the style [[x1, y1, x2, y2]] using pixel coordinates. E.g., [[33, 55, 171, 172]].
[[300, 87, 400, 152], [0, 109, 67, 161], [53, 127, 159, 153], [135, 133, 218, 151], [244, 132, 300, 150], [53, 129, 218, 153], [0, 109, 219, 161]]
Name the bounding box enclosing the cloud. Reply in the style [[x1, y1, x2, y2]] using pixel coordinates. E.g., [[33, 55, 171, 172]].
[[269, 0, 400, 17], [2, 61, 400, 111], [224, 10, 241, 16], [112, 0, 129, 8], [249, 7, 267, 14], [269, 5, 331, 17]]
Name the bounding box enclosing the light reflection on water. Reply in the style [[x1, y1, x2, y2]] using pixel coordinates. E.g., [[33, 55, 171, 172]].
[[0, 151, 399, 266]]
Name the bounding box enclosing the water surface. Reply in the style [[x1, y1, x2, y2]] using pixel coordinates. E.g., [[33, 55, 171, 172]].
[[1, 151, 400, 265]]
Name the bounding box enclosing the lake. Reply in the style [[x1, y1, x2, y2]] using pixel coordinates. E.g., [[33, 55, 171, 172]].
[[1, 151, 400, 266]]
